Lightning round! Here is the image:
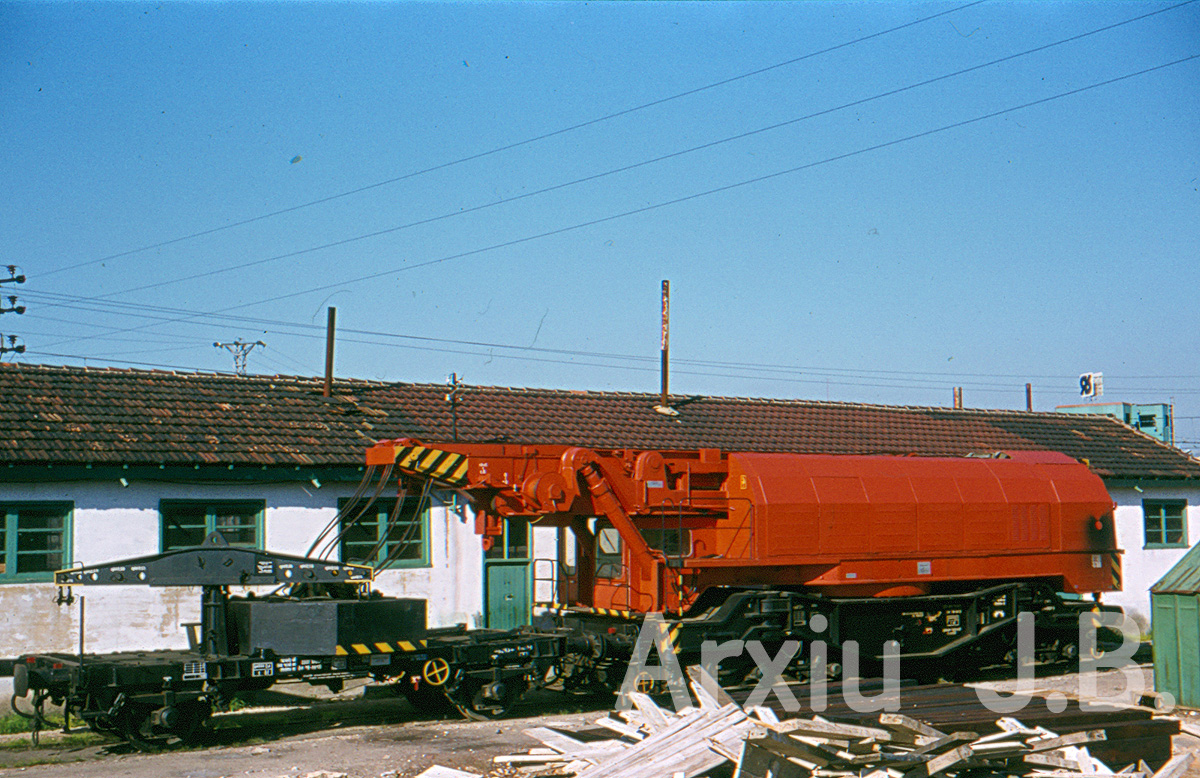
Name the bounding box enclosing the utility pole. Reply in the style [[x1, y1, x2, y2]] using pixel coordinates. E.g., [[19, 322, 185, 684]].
[[323, 306, 337, 398], [213, 339, 265, 376], [446, 372, 461, 442], [1, 265, 27, 357], [654, 280, 678, 416]]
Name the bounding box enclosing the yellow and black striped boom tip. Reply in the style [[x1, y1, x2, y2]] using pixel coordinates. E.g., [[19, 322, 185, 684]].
[[375, 443, 470, 487]]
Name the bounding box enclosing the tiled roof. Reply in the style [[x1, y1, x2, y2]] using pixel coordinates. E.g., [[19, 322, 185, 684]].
[[2, 362, 1197, 480]]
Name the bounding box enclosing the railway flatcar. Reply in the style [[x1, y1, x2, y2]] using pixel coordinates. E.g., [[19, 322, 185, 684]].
[[12, 534, 564, 747]]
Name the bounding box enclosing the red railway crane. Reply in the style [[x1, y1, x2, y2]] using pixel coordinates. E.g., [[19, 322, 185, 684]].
[[367, 439, 1121, 683]]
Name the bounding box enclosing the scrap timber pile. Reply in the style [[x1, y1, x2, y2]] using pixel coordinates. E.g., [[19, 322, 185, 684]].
[[495, 669, 1192, 778]]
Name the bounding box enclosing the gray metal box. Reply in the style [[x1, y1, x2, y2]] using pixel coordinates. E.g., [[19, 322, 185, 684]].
[[227, 597, 427, 656]]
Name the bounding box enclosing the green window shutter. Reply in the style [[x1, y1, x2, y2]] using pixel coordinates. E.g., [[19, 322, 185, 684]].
[[0, 503, 73, 583], [160, 500, 264, 551], [1144, 499, 1188, 548], [338, 497, 429, 569]]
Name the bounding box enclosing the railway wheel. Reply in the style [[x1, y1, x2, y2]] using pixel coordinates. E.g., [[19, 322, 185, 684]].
[[171, 699, 212, 746], [447, 678, 525, 720], [115, 703, 158, 752], [559, 649, 604, 694]]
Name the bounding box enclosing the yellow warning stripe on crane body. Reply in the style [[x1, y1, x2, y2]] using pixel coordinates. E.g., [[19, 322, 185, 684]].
[[540, 606, 682, 653], [392, 445, 470, 487]]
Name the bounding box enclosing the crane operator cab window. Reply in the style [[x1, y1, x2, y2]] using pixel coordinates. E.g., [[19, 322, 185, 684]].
[[593, 519, 623, 579]]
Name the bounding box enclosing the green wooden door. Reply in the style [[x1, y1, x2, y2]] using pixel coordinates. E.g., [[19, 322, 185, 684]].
[[486, 561, 530, 630], [484, 519, 531, 629]]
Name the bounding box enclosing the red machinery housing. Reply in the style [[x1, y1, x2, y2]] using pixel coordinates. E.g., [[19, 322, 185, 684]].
[[366, 440, 1121, 680], [368, 441, 1118, 608]]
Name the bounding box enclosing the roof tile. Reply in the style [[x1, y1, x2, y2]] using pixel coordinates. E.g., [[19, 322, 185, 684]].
[[0, 363, 1197, 479]]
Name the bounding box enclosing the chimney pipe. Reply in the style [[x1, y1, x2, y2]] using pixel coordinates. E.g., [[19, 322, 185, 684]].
[[1025, 382, 1033, 411], [324, 306, 337, 398], [953, 387, 963, 409]]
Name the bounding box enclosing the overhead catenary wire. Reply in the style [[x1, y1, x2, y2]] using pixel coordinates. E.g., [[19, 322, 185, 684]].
[[32, 52, 1198, 359], [21, 291, 1200, 396], [36, 1, 987, 280], [28, 287, 1200, 384], [18, 291, 1077, 390], [54, 0, 1195, 306]]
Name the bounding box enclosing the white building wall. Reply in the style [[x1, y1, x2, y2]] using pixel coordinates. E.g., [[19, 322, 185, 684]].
[[369, 501, 485, 629], [0, 480, 499, 660], [1105, 484, 1200, 631]]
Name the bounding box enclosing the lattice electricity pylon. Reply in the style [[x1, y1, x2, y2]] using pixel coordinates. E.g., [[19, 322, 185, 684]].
[[213, 339, 265, 376]]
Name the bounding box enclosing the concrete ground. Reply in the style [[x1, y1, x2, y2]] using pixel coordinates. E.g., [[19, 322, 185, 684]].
[[0, 667, 1196, 778]]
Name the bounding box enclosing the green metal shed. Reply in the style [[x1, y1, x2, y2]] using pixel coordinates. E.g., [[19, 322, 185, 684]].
[[1151, 542, 1200, 708]]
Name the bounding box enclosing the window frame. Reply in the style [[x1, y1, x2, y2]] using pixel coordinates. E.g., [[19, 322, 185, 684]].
[[1143, 499, 1188, 549], [593, 519, 624, 580], [337, 496, 430, 569], [159, 499, 265, 552], [484, 517, 531, 562], [0, 502, 74, 583]]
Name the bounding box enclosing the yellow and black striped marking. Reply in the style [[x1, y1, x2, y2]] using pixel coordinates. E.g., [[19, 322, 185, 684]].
[[391, 445, 470, 487], [542, 605, 639, 620], [1108, 552, 1122, 590], [540, 606, 682, 653], [335, 639, 429, 656]]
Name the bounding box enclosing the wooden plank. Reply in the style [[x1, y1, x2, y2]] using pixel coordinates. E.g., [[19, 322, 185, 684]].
[[637, 723, 755, 778], [686, 665, 737, 709], [494, 753, 573, 764], [878, 712, 947, 740], [522, 726, 591, 754], [751, 706, 780, 726], [413, 768, 481, 778], [706, 736, 742, 762], [594, 717, 645, 740], [574, 704, 749, 778], [908, 732, 977, 757], [1175, 719, 1200, 740], [865, 753, 929, 769], [502, 738, 629, 767], [1027, 729, 1107, 752], [735, 740, 811, 778], [967, 739, 1028, 757], [741, 735, 827, 769], [923, 745, 974, 776], [1152, 752, 1196, 778], [995, 717, 1049, 736], [775, 718, 893, 741], [1025, 751, 1084, 769], [628, 691, 673, 731]]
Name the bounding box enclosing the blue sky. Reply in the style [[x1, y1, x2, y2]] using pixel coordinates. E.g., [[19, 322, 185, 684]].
[[2, 2, 1198, 442]]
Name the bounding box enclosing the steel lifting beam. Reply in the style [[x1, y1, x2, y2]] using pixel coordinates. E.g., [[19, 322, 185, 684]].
[[55, 531, 374, 588]]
